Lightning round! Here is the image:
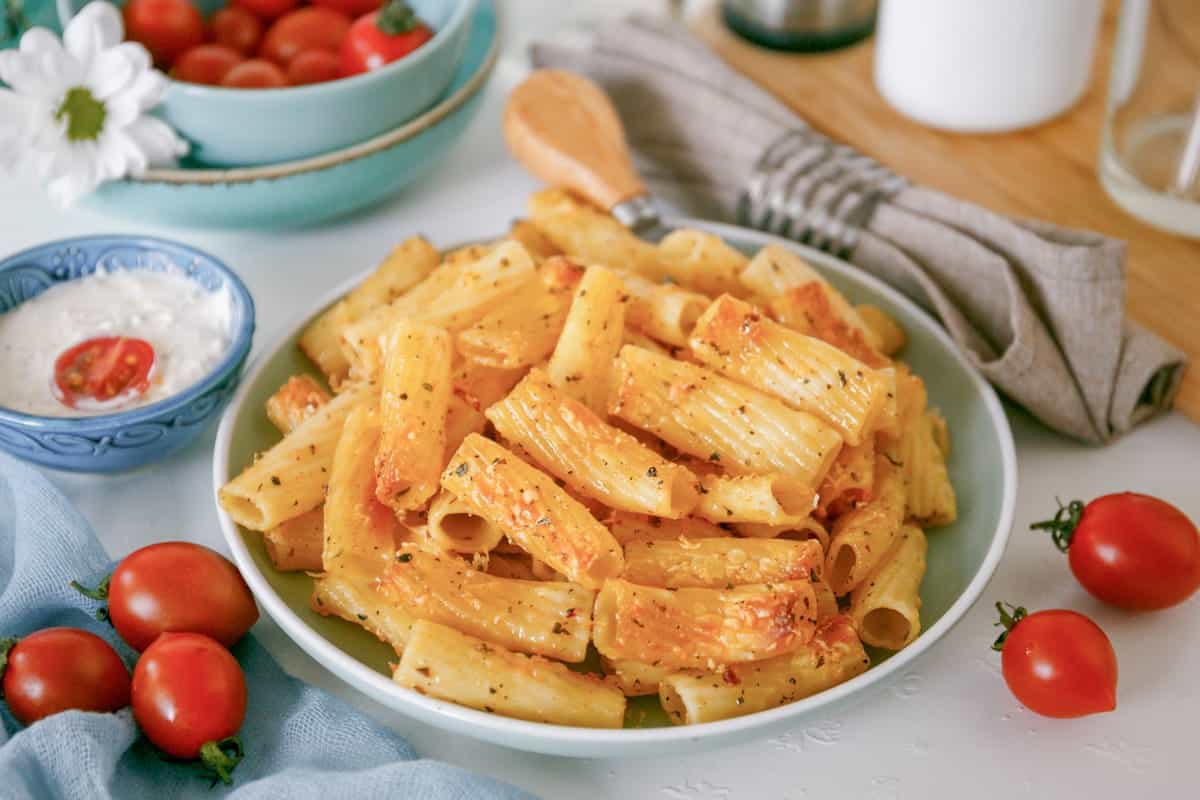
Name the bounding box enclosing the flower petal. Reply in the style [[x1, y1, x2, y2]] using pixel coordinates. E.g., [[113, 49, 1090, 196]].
[[41, 141, 100, 207], [104, 92, 139, 128], [0, 90, 33, 172], [86, 47, 135, 101], [0, 41, 62, 96], [103, 127, 148, 177], [115, 68, 169, 112], [124, 115, 189, 163], [64, 1, 125, 64]]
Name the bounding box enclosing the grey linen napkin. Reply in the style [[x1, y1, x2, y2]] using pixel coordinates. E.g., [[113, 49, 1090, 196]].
[[531, 15, 1187, 444]]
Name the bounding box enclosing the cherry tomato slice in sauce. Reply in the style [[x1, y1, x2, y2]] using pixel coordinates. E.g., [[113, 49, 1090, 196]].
[[53, 337, 155, 409]]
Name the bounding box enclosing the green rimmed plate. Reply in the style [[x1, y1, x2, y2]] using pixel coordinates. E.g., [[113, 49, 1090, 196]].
[[213, 225, 1016, 757]]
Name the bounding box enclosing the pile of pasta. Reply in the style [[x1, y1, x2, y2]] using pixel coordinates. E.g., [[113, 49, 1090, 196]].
[[219, 189, 957, 729]]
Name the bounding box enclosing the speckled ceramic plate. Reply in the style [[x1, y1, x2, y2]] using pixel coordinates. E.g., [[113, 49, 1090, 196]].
[[212, 226, 1016, 757]]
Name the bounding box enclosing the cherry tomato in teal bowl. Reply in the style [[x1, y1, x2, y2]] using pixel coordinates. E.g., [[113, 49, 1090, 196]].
[[57, 0, 476, 166]]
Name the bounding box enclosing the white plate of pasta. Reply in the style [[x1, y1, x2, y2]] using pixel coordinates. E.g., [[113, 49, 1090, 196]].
[[213, 189, 1016, 757]]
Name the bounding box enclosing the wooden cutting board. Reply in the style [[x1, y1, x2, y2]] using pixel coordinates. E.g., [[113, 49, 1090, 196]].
[[694, 1, 1200, 425]]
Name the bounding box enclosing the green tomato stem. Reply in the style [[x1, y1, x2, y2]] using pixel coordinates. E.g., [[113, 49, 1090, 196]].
[[991, 601, 1028, 652], [0, 636, 18, 683], [375, 0, 419, 36], [1030, 498, 1085, 553], [199, 736, 244, 787]]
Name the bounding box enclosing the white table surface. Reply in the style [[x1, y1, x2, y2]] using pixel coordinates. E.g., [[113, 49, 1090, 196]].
[[1, 6, 1196, 797]]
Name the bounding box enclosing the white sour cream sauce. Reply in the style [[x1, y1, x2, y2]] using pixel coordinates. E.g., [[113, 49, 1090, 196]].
[[0, 268, 234, 417]]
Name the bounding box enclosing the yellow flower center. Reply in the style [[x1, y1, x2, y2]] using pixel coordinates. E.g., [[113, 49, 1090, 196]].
[[56, 87, 107, 142]]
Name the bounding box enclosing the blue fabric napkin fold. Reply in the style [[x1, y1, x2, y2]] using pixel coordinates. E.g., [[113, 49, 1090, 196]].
[[0, 453, 537, 800]]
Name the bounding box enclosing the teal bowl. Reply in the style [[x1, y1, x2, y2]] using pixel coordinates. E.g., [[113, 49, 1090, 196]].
[[58, 0, 477, 166], [80, 0, 495, 228]]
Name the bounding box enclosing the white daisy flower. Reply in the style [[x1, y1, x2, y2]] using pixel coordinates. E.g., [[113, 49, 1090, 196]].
[[0, 1, 187, 207]]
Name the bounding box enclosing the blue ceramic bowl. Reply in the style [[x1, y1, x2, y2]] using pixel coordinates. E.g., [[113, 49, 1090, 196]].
[[58, 0, 477, 166], [0, 236, 255, 473], [82, 0, 496, 228]]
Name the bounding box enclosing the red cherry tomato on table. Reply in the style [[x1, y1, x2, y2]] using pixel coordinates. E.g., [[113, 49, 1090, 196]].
[[339, 0, 433, 77], [172, 45, 244, 86], [311, 0, 382, 17], [260, 8, 352, 66], [232, 0, 299, 22], [123, 0, 205, 67], [74, 541, 258, 652], [132, 633, 246, 783], [211, 6, 264, 56], [1, 628, 130, 726], [221, 59, 289, 88], [993, 603, 1118, 719], [53, 336, 155, 410], [287, 49, 342, 85], [1033, 493, 1200, 610]]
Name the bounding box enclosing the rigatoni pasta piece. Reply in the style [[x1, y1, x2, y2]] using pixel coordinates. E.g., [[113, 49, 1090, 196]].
[[622, 328, 673, 357], [262, 507, 324, 572], [394, 620, 626, 727], [622, 538, 823, 589], [609, 345, 842, 487], [426, 489, 505, 555], [342, 241, 536, 381], [260, 375, 332, 571], [266, 375, 331, 433], [658, 616, 869, 725], [415, 242, 536, 332], [219, 385, 374, 531], [375, 322, 452, 512], [815, 438, 875, 519], [485, 553, 540, 581], [689, 295, 891, 446], [617, 270, 711, 348], [849, 525, 927, 650], [440, 434, 624, 589], [766, 284, 887, 368], [856, 304, 906, 356], [442, 243, 493, 266], [299, 237, 439, 387], [656, 229, 747, 296], [547, 265, 626, 412], [740, 244, 881, 350], [451, 360, 527, 412], [607, 512, 727, 545], [324, 405, 403, 570], [693, 473, 816, 526], [486, 369, 699, 518], [455, 278, 572, 369], [444, 393, 486, 463], [602, 657, 673, 697], [825, 456, 906, 595], [734, 518, 830, 551], [311, 560, 415, 654], [378, 547, 593, 661], [901, 411, 957, 526], [813, 579, 838, 621], [527, 188, 665, 279], [509, 218, 563, 262], [592, 578, 818, 670]]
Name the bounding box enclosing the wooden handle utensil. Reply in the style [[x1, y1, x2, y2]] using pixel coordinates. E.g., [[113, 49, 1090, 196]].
[[503, 69, 648, 212]]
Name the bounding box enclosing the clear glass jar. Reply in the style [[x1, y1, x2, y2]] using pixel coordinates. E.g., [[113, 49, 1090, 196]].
[[1100, 0, 1200, 237]]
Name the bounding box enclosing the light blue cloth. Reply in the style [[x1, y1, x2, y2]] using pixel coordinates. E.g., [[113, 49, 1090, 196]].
[[0, 454, 537, 800]]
